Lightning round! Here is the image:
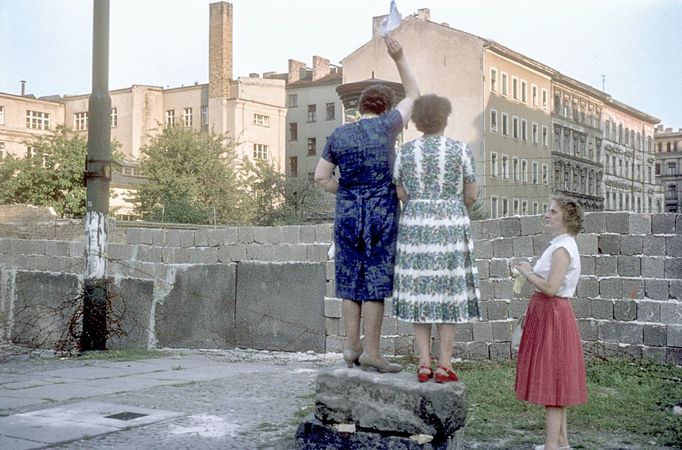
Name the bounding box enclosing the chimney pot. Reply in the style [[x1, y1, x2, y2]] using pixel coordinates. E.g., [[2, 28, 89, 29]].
[[288, 59, 307, 84], [312, 56, 330, 81], [20, 80, 27, 96]]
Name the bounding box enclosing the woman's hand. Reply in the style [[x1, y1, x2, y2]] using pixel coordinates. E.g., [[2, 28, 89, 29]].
[[385, 36, 403, 61], [515, 262, 533, 276]]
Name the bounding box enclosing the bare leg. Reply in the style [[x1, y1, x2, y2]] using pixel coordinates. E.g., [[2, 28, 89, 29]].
[[436, 323, 456, 369], [360, 301, 385, 359], [342, 300, 362, 353], [558, 407, 569, 448], [544, 406, 563, 449], [414, 324, 432, 367]]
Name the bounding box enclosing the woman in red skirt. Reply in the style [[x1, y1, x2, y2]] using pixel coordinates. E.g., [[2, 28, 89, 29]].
[[514, 196, 587, 450]]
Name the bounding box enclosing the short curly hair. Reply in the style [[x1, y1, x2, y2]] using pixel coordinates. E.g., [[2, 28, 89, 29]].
[[412, 94, 452, 134], [359, 84, 395, 115], [552, 195, 584, 235]]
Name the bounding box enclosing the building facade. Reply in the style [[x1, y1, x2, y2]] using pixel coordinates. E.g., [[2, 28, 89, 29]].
[[655, 125, 682, 212]]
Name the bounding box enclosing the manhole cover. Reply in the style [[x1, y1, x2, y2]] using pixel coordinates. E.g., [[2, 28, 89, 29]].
[[105, 412, 149, 421]]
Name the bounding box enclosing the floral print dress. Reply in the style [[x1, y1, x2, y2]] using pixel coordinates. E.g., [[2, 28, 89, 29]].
[[392, 136, 481, 323]]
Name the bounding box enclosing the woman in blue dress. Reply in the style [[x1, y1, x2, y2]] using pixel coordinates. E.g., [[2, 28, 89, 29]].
[[314, 36, 419, 373]]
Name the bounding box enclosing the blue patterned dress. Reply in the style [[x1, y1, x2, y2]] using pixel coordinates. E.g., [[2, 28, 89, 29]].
[[322, 110, 403, 301], [392, 136, 481, 323]]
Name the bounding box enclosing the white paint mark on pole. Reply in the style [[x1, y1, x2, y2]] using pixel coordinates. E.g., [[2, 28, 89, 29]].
[[84, 211, 108, 280]]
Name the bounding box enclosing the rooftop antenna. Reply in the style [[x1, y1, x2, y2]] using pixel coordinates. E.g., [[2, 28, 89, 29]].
[[601, 74, 605, 91]]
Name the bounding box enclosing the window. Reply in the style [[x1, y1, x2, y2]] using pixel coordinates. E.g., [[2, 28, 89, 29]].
[[512, 157, 519, 182], [201, 105, 208, 127], [522, 199, 528, 215], [502, 197, 509, 216], [521, 119, 527, 141], [531, 85, 538, 107], [542, 126, 548, 147], [490, 68, 497, 92], [288, 156, 298, 177], [542, 163, 549, 185], [521, 159, 528, 183], [490, 109, 498, 132], [289, 122, 298, 141], [543, 203, 548, 213], [307, 104, 316, 122], [0, 142, 5, 159], [533, 202, 539, 215], [307, 137, 317, 156], [253, 113, 270, 127], [501, 154, 509, 180], [288, 94, 298, 107], [165, 109, 175, 127], [532, 122, 538, 144], [502, 113, 509, 136], [513, 198, 520, 215], [111, 108, 118, 128], [532, 161, 539, 185], [491, 152, 498, 177], [667, 162, 677, 175], [0, 106, 4, 125], [501, 72, 508, 96], [542, 89, 548, 109], [512, 77, 519, 100], [326, 103, 335, 121], [491, 196, 498, 219], [183, 108, 193, 127], [253, 143, 269, 160], [26, 110, 50, 130], [74, 112, 88, 131], [512, 116, 519, 139], [521, 80, 527, 103]]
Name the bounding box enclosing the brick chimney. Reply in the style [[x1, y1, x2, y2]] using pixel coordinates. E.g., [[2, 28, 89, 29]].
[[288, 59, 307, 83], [209, 2, 233, 98], [312, 56, 330, 81], [416, 8, 430, 21]]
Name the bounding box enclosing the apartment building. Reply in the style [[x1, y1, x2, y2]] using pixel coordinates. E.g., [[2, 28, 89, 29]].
[[655, 125, 682, 212]]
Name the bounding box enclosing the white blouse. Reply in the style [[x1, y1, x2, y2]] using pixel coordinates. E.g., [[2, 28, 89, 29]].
[[532, 233, 581, 298]]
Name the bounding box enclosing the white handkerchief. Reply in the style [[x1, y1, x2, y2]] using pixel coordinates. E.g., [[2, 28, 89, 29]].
[[380, 0, 402, 37]]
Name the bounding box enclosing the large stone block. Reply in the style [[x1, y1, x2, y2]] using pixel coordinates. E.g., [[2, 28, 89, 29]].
[[300, 226, 317, 243], [235, 262, 326, 352], [665, 258, 682, 279], [591, 298, 613, 320], [645, 280, 668, 301], [643, 324, 667, 347], [512, 236, 534, 257], [667, 236, 682, 257], [193, 229, 209, 246], [580, 256, 596, 275], [617, 256, 640, 277], [598, 234, 620, 255], [651, 214, 677, 234], [493, 280, 513, 300], [107, 277, 155, 349], [576, 234, 598, 255], [637, 300, 661, 322], [474, 240, 492, 259], [571, 298, 591, 318], [582, 212, 605, 233], [314, 367, 467, 438], [155, 264, 237, 348], [478, 220, 500, 239], [500, 217, 521, 237], [643, 236, 666, 256], [578, 319, 598, 341], [520, 216, 544, 235], [613, 300, 637, 321], [641, 257, 665, 278], [476, 260, 489, 280], [491, 321, 513, 342], [488, 259, 509, 278], [472, 321, 493, 342], [599, 278, 623, 299], [620, 236, 643, 256], [667, 325, 682, 347], [595, 256, 618, 276], [660, 302, 682, 325], [623, 279, 644, 300], [492, 238, 513, 258], [670, 281, 682, 300], [11, 271, 81, 349], [487, 299, 509, 318], [666, 348, 682, 365], [576, 278, 599, 298]]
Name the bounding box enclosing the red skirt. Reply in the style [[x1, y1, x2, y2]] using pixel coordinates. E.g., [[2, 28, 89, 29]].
[[515, 291, 587, 407]]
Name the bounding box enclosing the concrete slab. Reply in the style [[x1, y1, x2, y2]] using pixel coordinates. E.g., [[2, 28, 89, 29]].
[[0, 434, 43, 450]]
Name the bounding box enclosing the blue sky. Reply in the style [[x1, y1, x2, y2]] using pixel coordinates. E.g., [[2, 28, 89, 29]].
[[1, 0, 680, 127]]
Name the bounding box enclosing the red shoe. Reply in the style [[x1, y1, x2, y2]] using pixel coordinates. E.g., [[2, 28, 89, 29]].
[[417, 365, 433, 383], [434, 365, 459, 383]]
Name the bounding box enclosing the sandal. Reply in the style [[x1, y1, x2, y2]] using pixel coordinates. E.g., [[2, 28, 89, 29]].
[[434, 365, 459, 383], [417, 365, 433, 383]]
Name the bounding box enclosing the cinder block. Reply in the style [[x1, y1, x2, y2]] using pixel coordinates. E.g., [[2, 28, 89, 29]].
[[667, 236, 682, 257], [641, 257, 665, 278], [151, 230, 165, 246], [223, 228, 238, 245], [508, 298, 529, 318], [474, 240, 492, 259], [238, 227, 255, 244], [165, 230, 181, 247], [591, 298, 614, 319], [179, 230, 194, 248], [478, 220, 501, 239], [324, 298, 343, 318], [326, 261, 335, 280], [315, 224, 333, 243], [308, 244, 331, 262], [138, 228, 154, 245], [667, 348, 682, 365], [326, 279, 336, 297], [667, 325, 682, 347], [470, 220, 481, 240], [189, 247, 218, 264], [500, 217, 521, 237], [268, 227, 284, 245], [598, 321, 620, 343], [670, 281, 682, 300], [576, 278, 599, 298], [207, 229, 223, 247], [145, 247, 163, 263], [520, 216, 544, 235], [637, 300, 661, 322], [620, 236, 643, 256], [325, 336, 344, 353], [598, 234, 620, 255], [455, 323, 473, 342], [580, 256, 596, 275], [623, 279, 644, 300], [618, 256, 640, 277], [618, 323, 643, 345], [253, 227, 269, 244], [651, 214, 677, 234], [576, 234, 598, 255], [488, 259, 509, 278], [629, 214, 652, 235], [595, 256, 617, 276], [578, 319, 599, 341], [665, 258, 682, 279], [125, 227, 141, 244], [476, 260, 489, 280], [325, 317, 340, 336], [472, 321, 494, 342], [466, 342, 490, 360], [512, 236, 534, 257], [194, 229, 209, 246], [479, 280, 493, 303], [645, 280, 668, 300], [228, 244, 247, 261], [583, 212, 606, 233], [492, 238, 513, 258], [533, 234, 552, 254], [69, 241, 83, 257], [493, 280, 513, 300], [487, 300, 509, 319], [491, 321, 513, 342], [661, 302, 682, 325], [571, 298, 591, 318], [300, 226, 316, 243], [605, 212, 629, 234], [643, 236, 666, 256], [108, 243, 136, 261], [642, 347, 666, 363], [489, 342, 511, 360], [246, 244, 276, 261], [613, 300, 637, 321], [678, 215, 682, 234], [600, 278, 622, 299]]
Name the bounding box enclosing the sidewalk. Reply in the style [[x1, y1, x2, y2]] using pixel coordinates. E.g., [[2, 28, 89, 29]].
[[0, 346, 339, 449]]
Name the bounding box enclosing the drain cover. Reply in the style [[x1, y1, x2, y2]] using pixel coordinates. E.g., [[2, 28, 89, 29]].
[[105, 412, 149, 421]]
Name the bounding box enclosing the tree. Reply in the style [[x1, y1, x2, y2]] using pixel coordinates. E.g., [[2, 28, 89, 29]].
[[133, 126, 250, 224], [0, 126, 89, 217]]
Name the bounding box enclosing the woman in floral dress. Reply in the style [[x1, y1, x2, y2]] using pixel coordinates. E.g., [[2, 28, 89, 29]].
[[393, 94, 480, 383]]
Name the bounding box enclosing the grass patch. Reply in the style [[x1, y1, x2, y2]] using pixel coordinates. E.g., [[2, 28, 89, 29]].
[[75, 348, 169, 362]]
